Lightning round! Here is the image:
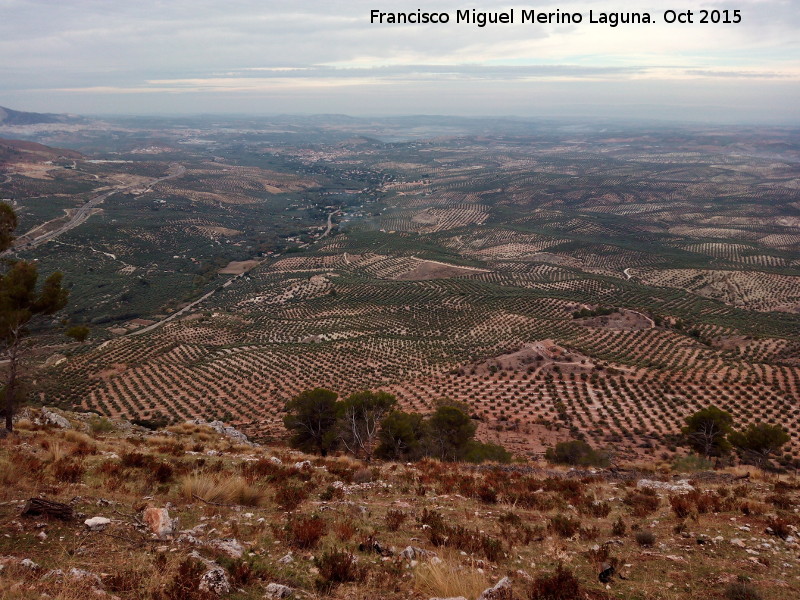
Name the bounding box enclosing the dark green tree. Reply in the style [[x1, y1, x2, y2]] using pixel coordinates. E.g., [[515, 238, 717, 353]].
[[730, 422, 790, 467], [463, 440, 512, 464], [376, 410, 426, 460], [337, 390, 396, 461], [681, 406, 734, 458], [1, 205, 69, 432], [65, 324, 90, 343], [545, 439, 610, 467], [0, 204, 16, 251], [283, 388, 340, 455], [426, 402, 477, 461]]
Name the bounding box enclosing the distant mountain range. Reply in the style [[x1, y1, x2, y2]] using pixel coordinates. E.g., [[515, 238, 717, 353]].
[[0, 106, 87, 126]]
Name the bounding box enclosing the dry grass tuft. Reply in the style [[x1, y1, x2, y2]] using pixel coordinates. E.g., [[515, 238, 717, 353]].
[[413, 557, 490, 600], [180, 472, 267, 506]]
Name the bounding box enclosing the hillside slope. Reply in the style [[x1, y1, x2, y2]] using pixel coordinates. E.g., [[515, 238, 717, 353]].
[[1, 408, 798, 600]]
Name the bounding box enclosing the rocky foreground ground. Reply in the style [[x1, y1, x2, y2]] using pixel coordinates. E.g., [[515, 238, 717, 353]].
[[1, 408, 799, 599]]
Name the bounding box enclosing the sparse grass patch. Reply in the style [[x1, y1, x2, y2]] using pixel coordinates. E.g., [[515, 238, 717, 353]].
[[724, 581, 764, 600]]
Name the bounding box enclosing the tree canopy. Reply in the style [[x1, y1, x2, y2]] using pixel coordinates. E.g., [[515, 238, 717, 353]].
[[0, 209, 69, 431], [283, 388, 340, 456], [375, 410, 426, 461], [730, 422, 790, 466], [681, 406, 734, 458], [337, 390, 396, 461], [283, 390, 509, 464], [545, 439, 610, 467]]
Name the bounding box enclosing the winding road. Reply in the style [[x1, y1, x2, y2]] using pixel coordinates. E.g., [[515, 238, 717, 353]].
[[127, 209, 340, 337], [4, 163, 185, 254], [320, 209, 340, 239]]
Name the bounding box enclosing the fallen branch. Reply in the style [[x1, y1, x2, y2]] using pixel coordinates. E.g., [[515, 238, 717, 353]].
[[192, 494, 234, 507], [21, 498, 74, 521], [112, 507, 146, 528]]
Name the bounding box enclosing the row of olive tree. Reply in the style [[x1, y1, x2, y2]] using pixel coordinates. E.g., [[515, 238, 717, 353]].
[[682, 405, 790, 467], [283, 388, 510, 463]]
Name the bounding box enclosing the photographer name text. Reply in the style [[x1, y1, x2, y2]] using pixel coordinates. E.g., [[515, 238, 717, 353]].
[[370, 8, 742, 27]]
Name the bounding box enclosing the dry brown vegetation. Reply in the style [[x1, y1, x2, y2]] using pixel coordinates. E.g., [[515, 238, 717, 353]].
[[1, 414, 799, 599]]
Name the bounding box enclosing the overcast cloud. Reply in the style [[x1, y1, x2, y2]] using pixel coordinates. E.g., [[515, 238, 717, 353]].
[[0, 0, 798, 122]]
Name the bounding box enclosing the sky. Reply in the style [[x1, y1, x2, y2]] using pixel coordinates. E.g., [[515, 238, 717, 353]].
[[0, 0, 798, 123]]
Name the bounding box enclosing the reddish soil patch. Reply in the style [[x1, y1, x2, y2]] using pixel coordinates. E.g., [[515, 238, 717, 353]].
[[219, 260, 259, 275], [465, 340, 594, 376], [579, 309, 654, 331], [393, 259, 486, 281]]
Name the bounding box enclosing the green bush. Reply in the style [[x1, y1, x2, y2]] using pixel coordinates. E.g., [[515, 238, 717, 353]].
[[671, 454, 713, 472], [89, 416, 115, 434], [545, 440, 609, 467], [463, 440, 512, 464]]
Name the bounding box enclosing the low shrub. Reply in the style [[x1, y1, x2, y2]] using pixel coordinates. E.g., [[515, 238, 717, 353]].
[[672, 454, 713, 472], [419, 509, 504, 561], [274, 483, 307, 512], [385, 509, 407, 531], [151, 557, 213, 600], [635, 530, 656, 547], [611, 516, 626, 536], [525, 563, 582, 600], [624, 490, 660, 517], [548, 515, 581, 538], [766, 516, 791, 540], [286, 514, 327, 548], [89, 416, 115, 434], [669, 494, 694, 519], [315, 548, 366, 590], [724, 581, 763, 600], [545, 440, 609, 467], [52, 458, 85, 483]]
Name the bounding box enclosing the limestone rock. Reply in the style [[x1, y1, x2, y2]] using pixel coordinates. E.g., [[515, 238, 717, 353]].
[[400, 546, 436, 561], [68, 568, 103, 588], [187, 419, 253, 445], [637, 479, 694, 493], [199, 566, 230, 596], [15, 406, 71, 429], [207, 538, 244, 558], [265, 582, 294, 598], [143, 507, 175, 539], [478, 576, 511, 600], [20, 558, 40, 570]]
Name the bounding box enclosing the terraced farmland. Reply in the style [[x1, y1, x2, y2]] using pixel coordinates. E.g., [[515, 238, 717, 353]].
[[3, 116, 798, 460]]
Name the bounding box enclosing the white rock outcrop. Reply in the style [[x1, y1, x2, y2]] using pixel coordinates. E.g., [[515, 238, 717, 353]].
[[637, 479, 694, 493], [265, 582, 294, 598], [84, 517, 111, 531]]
